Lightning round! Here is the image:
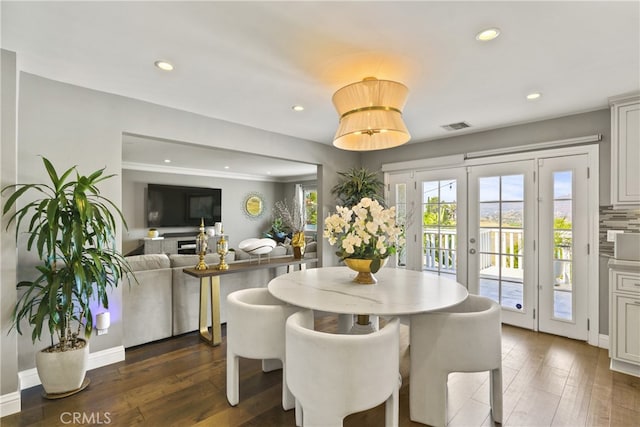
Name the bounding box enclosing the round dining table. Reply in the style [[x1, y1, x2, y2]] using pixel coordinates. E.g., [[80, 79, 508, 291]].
[[268, 266, 468, 330]]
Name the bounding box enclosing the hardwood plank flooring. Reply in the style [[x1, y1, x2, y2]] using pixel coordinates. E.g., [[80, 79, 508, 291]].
[[2, 319, 639, 427]]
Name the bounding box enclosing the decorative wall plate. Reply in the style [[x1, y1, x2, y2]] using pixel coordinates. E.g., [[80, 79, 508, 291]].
[[243, 193, 265, 219]]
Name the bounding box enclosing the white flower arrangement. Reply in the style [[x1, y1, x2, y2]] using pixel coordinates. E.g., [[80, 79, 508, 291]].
[[323, 197, 405, 272]]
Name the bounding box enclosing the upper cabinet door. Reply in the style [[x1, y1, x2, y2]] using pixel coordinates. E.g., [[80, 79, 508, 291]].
[[610, 93, 640, 207]]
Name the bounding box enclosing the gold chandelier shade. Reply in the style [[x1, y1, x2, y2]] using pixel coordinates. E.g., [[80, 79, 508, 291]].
[[332, 77, 410, 151]]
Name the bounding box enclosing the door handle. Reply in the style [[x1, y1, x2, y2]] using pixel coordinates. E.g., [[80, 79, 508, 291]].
[[469, 238, 476, 244], [469, 249, 476, 254]]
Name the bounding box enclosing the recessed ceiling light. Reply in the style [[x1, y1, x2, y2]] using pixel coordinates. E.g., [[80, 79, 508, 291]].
[[526, 92, 542, 100], [164, 159, 171, 163], [224, 166, 230, 169], [292, 105, 305, 112], [476, 28, 501, 41], [154, 60, 174, 71]]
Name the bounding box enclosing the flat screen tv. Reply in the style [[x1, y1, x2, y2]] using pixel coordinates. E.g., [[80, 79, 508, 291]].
[[147, 184, 222, 227]]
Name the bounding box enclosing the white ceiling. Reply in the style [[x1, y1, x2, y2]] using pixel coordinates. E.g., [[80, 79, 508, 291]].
[[3, 1, 639, 178]]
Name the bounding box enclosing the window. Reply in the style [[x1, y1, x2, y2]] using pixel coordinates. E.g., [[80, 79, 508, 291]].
[[423, 179, 458, 277], [304, 187, 317, 231]]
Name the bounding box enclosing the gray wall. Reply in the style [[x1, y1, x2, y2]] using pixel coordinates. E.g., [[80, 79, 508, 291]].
[[362, 109, 611, 205], [10, 71, 358, 373], [362, 108, 612, 334], [122, 169, 289, 254], [1, 50, 19, 398]]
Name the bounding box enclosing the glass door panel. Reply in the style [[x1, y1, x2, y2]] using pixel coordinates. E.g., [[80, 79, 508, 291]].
[[393, 182, 408, 268], [538, 155, 588, 340], [553, 176, 573, 320], [477, 174, 525, 310], [469, 161, 534, 329], [414, 168, 467, 284], [386, 172, 413, 269], [422, 179, 458, 279]]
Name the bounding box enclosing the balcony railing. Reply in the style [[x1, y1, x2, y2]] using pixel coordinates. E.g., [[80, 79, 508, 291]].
[[422, 228, 525, 276], [423, 228, 457, 273], [477, 228, 523, 272]]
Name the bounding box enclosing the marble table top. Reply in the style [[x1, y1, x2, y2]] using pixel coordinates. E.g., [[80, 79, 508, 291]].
[[268, 266, 468, 316]]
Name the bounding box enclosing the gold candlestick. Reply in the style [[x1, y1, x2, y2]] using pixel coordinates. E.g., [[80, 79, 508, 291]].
[[216, 230, 229, 270], [195, 218, 208, 270]]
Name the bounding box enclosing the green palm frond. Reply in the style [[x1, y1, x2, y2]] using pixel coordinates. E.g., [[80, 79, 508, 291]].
[[1, 157, 136, 350], [331, 167, 385, 208]]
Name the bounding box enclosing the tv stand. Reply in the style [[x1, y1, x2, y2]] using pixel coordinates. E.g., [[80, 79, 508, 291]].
[[162, 231, 198, 238], [141, 234, 204, 255], [176, 238, 197, 255]]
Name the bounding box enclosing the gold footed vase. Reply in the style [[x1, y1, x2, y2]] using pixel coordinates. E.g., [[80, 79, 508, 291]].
[[291, 231, 306, 260], [217, 232, 229, 270], [344, 258, 388, 284]]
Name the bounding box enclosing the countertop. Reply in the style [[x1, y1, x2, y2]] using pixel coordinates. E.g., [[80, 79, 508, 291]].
[[608, 258, 640, 269]]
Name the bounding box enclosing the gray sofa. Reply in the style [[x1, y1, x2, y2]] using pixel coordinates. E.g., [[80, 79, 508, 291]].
[[122, 254, 173, 348], [122, 244, 317, 348]]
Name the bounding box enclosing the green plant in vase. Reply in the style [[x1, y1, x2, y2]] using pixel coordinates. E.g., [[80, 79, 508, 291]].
[[331, 167, 385, 208], [2, 157, 134, 397]]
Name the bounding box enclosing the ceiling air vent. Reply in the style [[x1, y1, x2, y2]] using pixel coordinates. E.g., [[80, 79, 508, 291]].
[[442, 121, 471, 131]]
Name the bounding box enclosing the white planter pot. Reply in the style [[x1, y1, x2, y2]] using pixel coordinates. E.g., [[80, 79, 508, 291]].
[[36, 339, 89, 396]]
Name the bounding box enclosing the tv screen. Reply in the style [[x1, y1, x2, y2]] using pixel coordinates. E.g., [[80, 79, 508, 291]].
[[147, 184, 222, 227]]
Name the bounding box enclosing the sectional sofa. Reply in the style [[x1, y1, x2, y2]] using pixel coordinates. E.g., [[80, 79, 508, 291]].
[[122, 243, 317, 348]]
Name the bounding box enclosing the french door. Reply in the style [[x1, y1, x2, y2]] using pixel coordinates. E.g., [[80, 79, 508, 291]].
[[387, 173, 411, 269], [386, 148, 596, 341], [387, 169, 468, 285], [414, 169, 468, 285], [537, 155, 589, 340], [468, 161, 535, 329]]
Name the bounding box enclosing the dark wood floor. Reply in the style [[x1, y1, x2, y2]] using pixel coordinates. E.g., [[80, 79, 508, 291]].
[[2, 317, 639, 427]]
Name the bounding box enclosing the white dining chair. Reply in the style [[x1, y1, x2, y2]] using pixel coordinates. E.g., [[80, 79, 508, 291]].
[[409, 294, 502, 427], [286, 310, 401, 427], [226, 287, 302, 410]]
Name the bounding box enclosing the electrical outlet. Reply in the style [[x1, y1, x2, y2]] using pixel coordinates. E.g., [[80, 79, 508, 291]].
[[96, 328, 108, 336], [607, 230, 624, 242]]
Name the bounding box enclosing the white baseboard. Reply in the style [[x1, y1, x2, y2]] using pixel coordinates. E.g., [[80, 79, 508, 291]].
[[18, 367, 41, 391], [610, 358, 640, 377], [18, 345, 125, 391], [87, 345, 125, 371], [0, 391, 21, 417], [599, 334, 609, 350]]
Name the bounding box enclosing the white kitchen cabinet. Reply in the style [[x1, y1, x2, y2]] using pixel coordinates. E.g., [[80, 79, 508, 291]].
[[609, 93, 640, 207], [609, 260, 640, 377]]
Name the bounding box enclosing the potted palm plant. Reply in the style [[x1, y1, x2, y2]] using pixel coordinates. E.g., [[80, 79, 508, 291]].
[[2, 157, 134, 397], [331, 167, 385, 208]]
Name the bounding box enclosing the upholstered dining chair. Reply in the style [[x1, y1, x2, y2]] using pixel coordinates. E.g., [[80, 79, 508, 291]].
[[409, 294, 502, 427], [286, 310, 401, 427], [226, 287, 302, 410]]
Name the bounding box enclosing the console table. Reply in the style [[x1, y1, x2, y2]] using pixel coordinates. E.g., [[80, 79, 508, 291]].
[[183, 256, 318, 346]]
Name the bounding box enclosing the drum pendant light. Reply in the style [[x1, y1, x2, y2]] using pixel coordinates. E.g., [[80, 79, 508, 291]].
[[332, 77, 410, 151]]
